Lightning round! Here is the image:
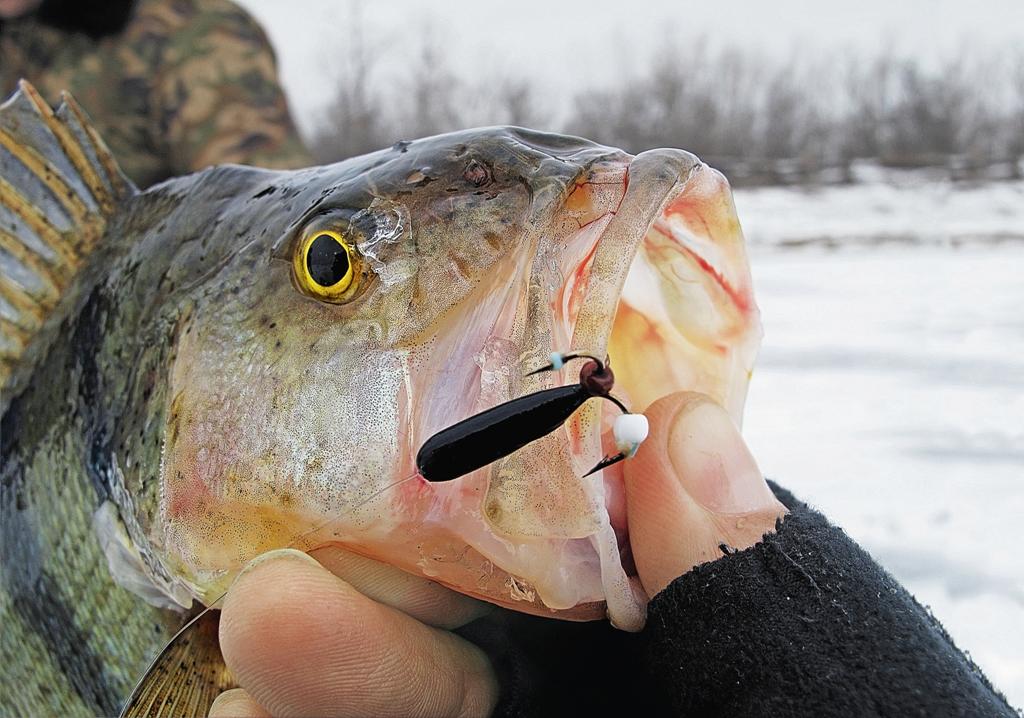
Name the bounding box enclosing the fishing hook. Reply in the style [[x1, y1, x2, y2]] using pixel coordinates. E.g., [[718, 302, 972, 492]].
[[416, 352, 648, 482]]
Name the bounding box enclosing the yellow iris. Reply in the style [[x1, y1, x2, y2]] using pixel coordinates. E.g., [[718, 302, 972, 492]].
[[292, 229, 361, 303]]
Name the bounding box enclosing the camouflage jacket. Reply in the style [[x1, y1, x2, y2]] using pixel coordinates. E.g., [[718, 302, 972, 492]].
[[0, 0, 312, 188]]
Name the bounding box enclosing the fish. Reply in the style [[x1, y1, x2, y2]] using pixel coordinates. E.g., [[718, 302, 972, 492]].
[[0, 80, 761, 717]]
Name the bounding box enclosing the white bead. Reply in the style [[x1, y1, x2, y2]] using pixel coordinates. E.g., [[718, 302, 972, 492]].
[[613, 413, 649, 452]]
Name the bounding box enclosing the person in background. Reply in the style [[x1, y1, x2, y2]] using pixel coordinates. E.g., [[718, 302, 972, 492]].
[[0, 0, 311, 188]]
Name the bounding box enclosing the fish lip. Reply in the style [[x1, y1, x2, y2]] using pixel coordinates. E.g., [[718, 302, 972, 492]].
[[567, 148, 702, 357]]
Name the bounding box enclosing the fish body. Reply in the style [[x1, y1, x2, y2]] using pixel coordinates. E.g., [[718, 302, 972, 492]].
[[0, 83, 761, 716]]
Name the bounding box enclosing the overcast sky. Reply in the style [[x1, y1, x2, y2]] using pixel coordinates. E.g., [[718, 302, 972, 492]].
[[238, 0, 1024, 137]]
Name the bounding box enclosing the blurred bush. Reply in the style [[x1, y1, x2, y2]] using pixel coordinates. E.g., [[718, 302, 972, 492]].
[[310, 29, 1024, 186]]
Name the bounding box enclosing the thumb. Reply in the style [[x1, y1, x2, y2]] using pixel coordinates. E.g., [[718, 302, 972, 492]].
[[624, 392, 785, 597]]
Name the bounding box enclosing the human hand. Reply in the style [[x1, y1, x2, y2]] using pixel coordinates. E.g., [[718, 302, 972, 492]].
[[209, 546, 498, 717], [624, 391, 789, 597]]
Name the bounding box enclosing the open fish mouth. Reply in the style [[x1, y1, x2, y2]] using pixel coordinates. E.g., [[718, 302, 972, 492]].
[[374, 148, 762, 631]]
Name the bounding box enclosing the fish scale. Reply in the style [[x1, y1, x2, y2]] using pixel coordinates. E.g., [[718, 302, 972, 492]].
[[1, 349, 171, 716]]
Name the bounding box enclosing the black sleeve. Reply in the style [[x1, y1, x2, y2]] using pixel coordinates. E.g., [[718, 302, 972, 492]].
[[463, 482, 1017, 717], [642, 481, 1018, 717]]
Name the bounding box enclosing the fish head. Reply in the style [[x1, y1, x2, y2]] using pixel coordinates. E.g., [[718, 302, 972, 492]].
[[141, 128, 760, 630]]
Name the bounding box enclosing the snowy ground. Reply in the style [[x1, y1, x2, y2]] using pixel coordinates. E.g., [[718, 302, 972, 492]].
[[736, 173, 1024, 249], [734, 180, 1024, 709]]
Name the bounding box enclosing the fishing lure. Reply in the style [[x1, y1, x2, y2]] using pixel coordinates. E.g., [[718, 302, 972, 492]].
[[416, 353, 649, 482]]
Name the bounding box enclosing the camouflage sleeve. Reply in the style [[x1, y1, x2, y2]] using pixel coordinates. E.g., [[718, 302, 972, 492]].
[[151, 0, 312, 173]]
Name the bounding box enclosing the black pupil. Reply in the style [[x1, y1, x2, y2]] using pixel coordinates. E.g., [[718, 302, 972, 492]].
[[306, 234, 350, 287]]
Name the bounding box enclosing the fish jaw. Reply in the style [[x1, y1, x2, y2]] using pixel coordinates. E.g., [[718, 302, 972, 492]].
[[152, 144, 760, 633]]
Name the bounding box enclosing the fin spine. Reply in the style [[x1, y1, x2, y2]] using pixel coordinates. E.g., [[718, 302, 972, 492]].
[[0, 178, 74, 263], [0, 274, 44, 319], [19, 81, 115, 215], [0, 125, 90, 225], [0, 226, 63, 294], [63, 91, 130, 199], [0, 317, 27, 354]]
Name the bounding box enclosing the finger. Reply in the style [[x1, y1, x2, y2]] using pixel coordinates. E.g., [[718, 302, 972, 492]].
[[624, 392, 786, 597], [208, 688, 271, 717], [220, 549, 499, 718], [309, 544, 492, 629]]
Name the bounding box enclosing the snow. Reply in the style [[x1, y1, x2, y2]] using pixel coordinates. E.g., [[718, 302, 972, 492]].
[[735, 174, 1024, 250], [735, 178, 1024, 709]]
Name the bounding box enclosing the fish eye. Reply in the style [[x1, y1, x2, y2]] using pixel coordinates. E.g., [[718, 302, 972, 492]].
[[292, 229, 363, 303]]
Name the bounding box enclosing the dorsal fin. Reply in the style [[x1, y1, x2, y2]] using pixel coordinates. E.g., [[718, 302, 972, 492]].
[[0, 80, 136, 412]]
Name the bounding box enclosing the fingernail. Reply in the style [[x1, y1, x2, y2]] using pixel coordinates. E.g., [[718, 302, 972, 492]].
[[667, 399, 776, 514], [238, 548, 319, 579], [208, 689, 252, 718]]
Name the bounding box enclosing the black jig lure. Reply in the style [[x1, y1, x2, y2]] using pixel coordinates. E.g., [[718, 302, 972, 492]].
[[416, 354, 645, 483]]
